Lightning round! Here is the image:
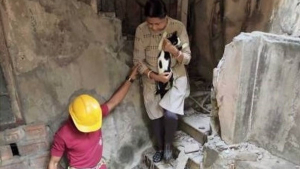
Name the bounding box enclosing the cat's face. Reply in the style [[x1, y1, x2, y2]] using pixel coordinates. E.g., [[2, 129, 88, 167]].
[[168, 31, 181, 47]]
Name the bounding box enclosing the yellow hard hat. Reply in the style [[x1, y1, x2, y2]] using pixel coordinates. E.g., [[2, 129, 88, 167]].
[[69, 94, 102, 132]]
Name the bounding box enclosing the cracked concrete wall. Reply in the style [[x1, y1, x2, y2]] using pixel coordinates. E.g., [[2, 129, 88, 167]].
[[270, 0, 300, 37], [0, 0, 150, 168], [189, 0, 300, 82], [213, 32, 300, 165]]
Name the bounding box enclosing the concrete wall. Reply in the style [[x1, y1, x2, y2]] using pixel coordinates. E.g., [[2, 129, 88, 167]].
[[98, 0, 178, 36], [188, 0, 281, 81], [188, 0, 224, 81], [270, 0, 300, 37], [189, 0, 300, 82], [214, 32, 300, 165], [76, 0, 300, 83], [0, 0, 150, 168]]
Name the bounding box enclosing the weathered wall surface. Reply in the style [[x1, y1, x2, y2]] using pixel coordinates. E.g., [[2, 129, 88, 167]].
[[270, 0, 300, 37], [189, 0, 281, 81], [98, 0, 178, 36], [189, 0, 300, 82], [76, 0, 300, 82], [188, 0, 224, 81], [0, 0, 150, 168], [214, 32, 300, 165]]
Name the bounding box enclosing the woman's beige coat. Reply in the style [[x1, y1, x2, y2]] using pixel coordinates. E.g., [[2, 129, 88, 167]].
[[133, 17, 191, 120]]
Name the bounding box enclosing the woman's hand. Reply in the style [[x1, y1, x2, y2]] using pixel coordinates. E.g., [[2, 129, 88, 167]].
[[163, 39, 178, 56], [156, 72, 172, 83]]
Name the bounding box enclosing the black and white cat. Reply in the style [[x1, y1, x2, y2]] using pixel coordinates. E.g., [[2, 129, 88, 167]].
[[156, 31, 188, 98]]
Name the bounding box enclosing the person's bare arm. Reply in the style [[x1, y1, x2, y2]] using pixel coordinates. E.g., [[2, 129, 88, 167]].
[[48, 156, 61, 169], [106, 65, 139, 111]]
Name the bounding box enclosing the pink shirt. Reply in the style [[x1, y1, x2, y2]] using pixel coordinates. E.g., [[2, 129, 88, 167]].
[[51, 104, 109, 168]]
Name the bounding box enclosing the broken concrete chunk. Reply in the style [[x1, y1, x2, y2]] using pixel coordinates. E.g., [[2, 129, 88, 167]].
[[184, 143, 200, 153], [214, 32, 300, 165], [203, 135, 298, 169], [176, 151, 189, 169], [235, 152, 259, 161]]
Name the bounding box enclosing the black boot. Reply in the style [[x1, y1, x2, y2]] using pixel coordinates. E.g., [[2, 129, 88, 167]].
[[153, 150, 163, 163]]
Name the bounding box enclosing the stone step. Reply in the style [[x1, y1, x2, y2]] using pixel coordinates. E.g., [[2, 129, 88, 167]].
[[179, 113, 210, 145], [173, 131, 203, 169], [141, 131, 203, 169]]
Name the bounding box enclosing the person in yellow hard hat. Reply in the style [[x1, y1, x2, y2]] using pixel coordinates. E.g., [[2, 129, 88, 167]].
[[48, 65, 139, 169]]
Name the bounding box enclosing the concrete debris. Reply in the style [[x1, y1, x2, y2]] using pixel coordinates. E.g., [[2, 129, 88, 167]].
[[204, 135, 298, 169], [183, 107, 195, 116], [184, 143, 200, 154], [235, 152, 259, 161], [187, 95, 211, 114], [175, 151, 189, 169]]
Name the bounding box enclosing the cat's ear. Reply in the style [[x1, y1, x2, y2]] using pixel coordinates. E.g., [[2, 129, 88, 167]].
[[170, 31, 176, 37]]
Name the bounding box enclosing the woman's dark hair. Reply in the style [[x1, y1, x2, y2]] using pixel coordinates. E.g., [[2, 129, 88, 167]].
[[144, 0, 167, 18]]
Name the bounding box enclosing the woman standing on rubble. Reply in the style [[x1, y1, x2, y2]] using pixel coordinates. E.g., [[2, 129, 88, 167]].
[[133, 0, 191, 163]]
